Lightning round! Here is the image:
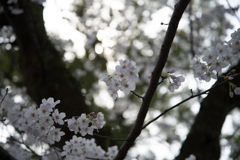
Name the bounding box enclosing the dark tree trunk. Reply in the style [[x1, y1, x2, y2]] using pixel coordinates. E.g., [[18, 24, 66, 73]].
[[0, 0, 89, 148], [175, 64, 240, 160]]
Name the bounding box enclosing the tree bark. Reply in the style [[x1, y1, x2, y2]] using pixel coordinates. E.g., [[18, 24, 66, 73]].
[[175, 64, 240, 160], [0, 0, 89, 147]]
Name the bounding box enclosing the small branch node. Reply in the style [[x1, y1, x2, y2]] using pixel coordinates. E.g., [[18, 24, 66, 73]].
[[161, 22, 169, 25]]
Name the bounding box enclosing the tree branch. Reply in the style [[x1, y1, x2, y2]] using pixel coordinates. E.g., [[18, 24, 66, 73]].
[[114, 1, 191, 159], [0, 88, 9, 108], [142, 73, 240, 130]]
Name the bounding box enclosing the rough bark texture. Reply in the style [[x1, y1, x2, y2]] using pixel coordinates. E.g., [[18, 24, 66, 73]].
[[175, 64, 240, 160]]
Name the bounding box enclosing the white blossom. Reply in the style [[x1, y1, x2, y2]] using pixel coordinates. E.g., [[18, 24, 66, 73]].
[[70, 135, 82, 147], [77, 113, 91, 129], [52, 109, 66, 125], [67, 118, 79, 134], [50, 127, 65, 142], [101, 59, 139, 99]]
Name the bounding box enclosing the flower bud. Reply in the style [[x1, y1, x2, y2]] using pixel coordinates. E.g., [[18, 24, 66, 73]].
[[231, 69, 236, 73], [229, 91, 234, 98]]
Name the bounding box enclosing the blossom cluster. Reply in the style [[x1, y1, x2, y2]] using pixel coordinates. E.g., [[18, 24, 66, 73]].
[[19, 97, 107, 156], [18, 98, 65, 144], [2, 94, 129, 159], [190, 28, 240, 82], [61, 136, 129, 160], [101, 59, 139, 99], [67, 112, 106, 136], [166, 68, 185, 92]]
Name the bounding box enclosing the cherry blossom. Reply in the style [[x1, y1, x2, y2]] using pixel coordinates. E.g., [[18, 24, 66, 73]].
[[77, 113, 91, 129], [119, 79, 136, 95], [70, 135, 82, 147], [50, 127, 65, 142], [101, 59, 139, 99], [80, 126, 94, 136], [52, 109, 66, 125], [67, 117, 79, 134], [24, 106, 38, 120], [191, 28, 240, 82], [166, 69, 185, 92], [41, 97, 60, 109], [106, 145, 118, 159]]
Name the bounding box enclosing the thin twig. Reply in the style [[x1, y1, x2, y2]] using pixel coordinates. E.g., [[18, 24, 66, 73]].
[[161, 22, 169, 25], [10, 134, 41, 158], [142, 73, 240, 130], [93, 133, 128, 141], [52, 147, 61, 160], [0, 119, 41, 158], [131, 91, 144, 100], [2, 122, 41, 158], [0, 88, 9, 121], [158, 77, 165, 85], [0, 88, 9, 107], [226, 0, 240, 24]]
